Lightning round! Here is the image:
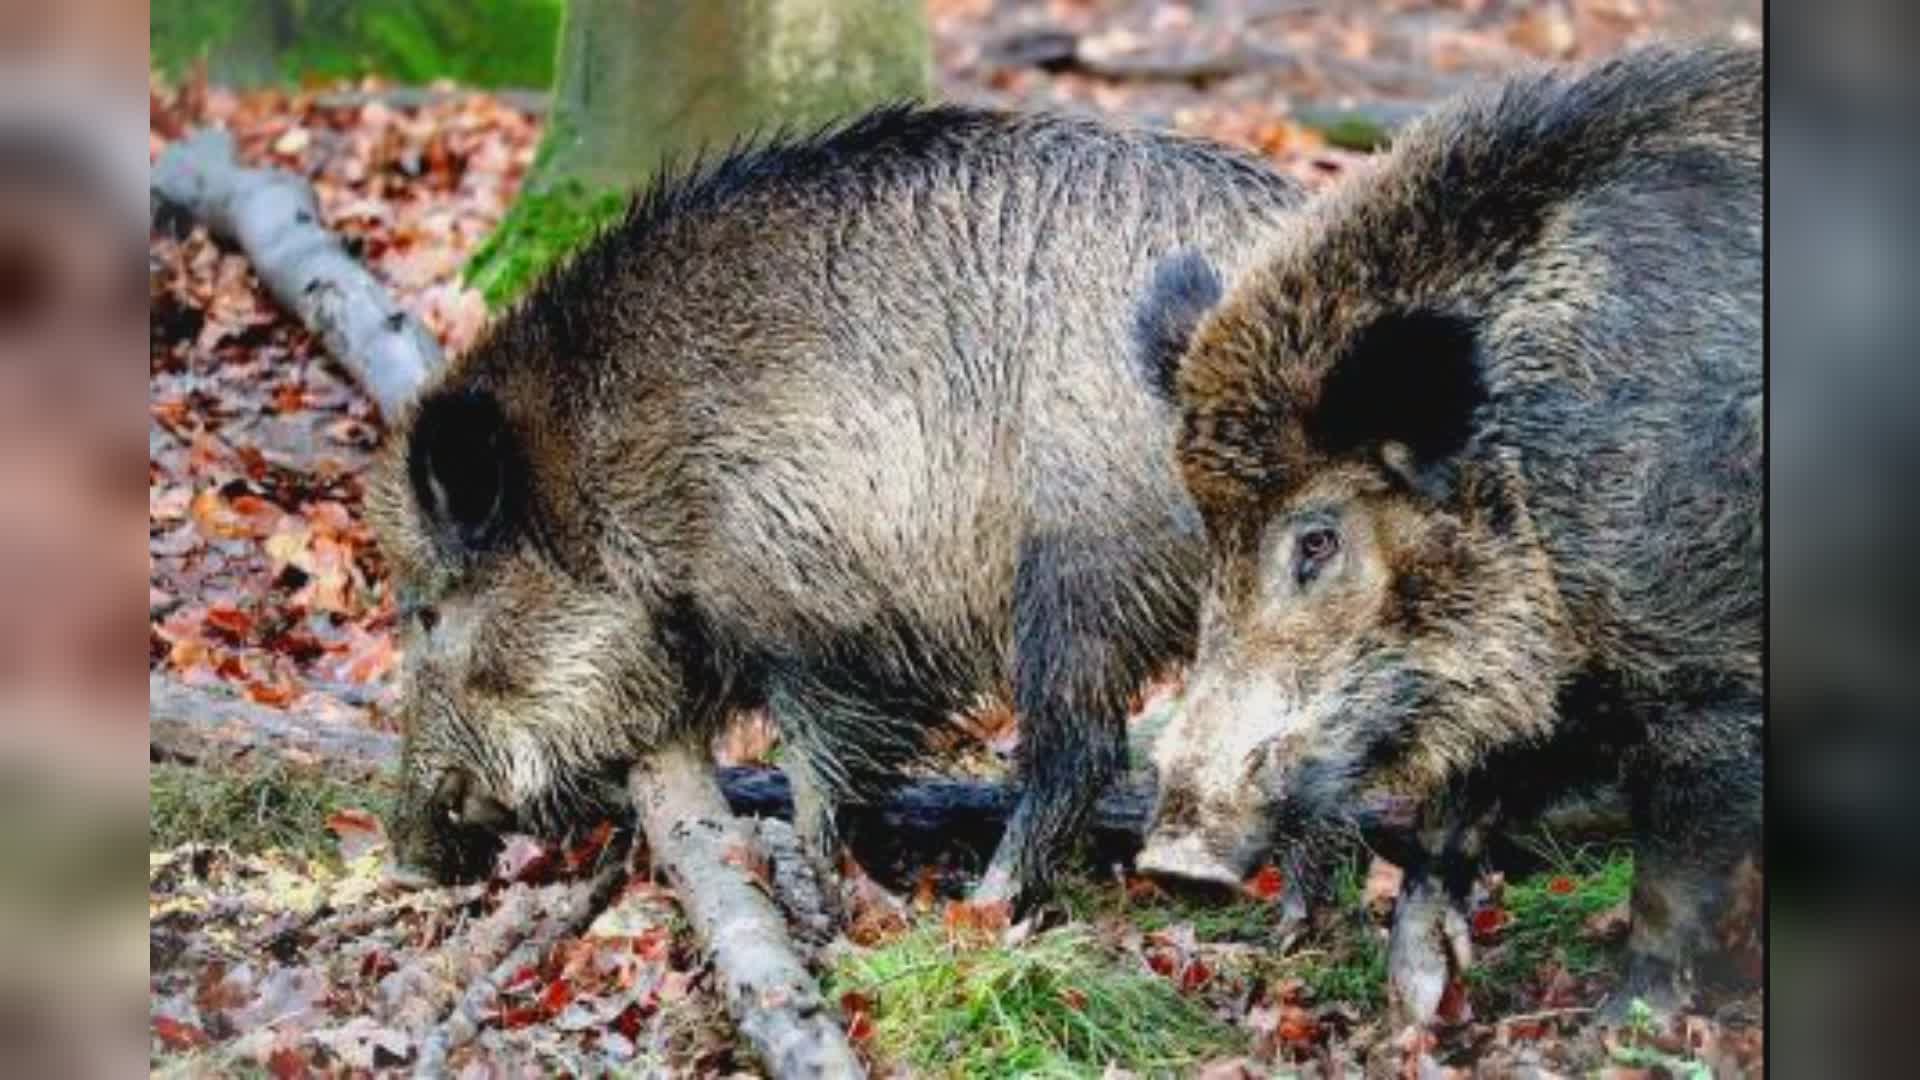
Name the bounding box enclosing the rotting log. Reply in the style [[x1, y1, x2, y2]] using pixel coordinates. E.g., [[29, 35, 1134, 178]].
[[630, 744, 864, 1079], [148, 677, 1627, 883], [150, 128, 444, 417]]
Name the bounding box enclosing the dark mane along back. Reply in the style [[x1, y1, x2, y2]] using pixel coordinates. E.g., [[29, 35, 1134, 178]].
[[1311, 46, 1760, 292]]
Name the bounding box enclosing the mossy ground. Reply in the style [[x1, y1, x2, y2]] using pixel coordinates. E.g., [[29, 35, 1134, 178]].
[[1469, 842, 1635, 1012], [149, 760, 394, 863]]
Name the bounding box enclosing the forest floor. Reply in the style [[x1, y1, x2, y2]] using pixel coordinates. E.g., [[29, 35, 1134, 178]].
[[150, 1, 1763, 1075]]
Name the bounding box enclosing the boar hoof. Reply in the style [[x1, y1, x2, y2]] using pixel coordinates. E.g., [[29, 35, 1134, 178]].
[[1599, 952, 1692, 1024], [1387, 881, 1472, 1028]]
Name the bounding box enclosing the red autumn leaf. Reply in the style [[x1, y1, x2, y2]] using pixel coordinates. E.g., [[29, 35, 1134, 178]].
[[267, 1046, 312, 1080], [840, 989, 875, 1040], [329, 811, 389, 862], [613, 1003, 645, 1039], [1244, 864, 1287, 901], [1145, 948, 1178, 978], [229, 493, 282, 521], [246, 680, 297, 707], [942, 898, 1012, 941], [499, 1004, 544, 1029], [1276, 1005, 1321, 1046], [152, 1017, 210, 1050], [538, 978, 574, 1014], [1180, 958, 1214, 993], [1505, 1019, 1548, 1042], [202, 605, 253, 639], [1547, 875, 1577, 895], [1470, 905, 1507, 942]]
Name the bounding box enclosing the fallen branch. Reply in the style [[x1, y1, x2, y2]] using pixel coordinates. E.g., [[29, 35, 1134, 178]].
[[148, 676, 1628, 878], [148, 675, 399, 783], [631, 744, 863, 1079], [150, 128, 444, 418], [988, 29, 1474, 99]]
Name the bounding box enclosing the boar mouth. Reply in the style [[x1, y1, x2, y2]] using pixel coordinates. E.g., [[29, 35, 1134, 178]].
[[388, 820, 504, 887]]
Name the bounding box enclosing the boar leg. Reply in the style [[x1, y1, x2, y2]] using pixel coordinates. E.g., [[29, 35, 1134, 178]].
[[976, 544, 1136, 907], [768, 677, 938, 885], [1616, 699, 1763, 1017], [1386, 815, 1485, 1027]]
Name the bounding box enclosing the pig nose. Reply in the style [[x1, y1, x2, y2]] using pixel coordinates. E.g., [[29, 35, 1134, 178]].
[[1134, 830, 1244, 890]]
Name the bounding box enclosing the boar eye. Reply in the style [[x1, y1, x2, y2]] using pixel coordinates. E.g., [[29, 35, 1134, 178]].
[[1294, 527, 1340, 586]]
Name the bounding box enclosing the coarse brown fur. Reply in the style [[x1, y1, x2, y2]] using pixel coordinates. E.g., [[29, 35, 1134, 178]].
[[364, 105, 1305, 902], [1132, 47, 1761, 1016]]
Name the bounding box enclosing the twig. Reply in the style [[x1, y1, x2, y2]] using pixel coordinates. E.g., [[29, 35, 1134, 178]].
[[1498, 1006, 1596, 1026], [631, 744, 864, 1079], [412, 865, 625, 1077]]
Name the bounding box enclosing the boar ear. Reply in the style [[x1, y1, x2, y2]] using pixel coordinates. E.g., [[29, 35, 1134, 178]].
[[1313, 310, 1485, 490], [1133, 251, 1224, 402], [407, 388, 527, 555]]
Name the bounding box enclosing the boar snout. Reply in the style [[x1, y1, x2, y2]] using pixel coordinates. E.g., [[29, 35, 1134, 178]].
[[388, 768, 509, 886], [1135, 828, 1245, 891]]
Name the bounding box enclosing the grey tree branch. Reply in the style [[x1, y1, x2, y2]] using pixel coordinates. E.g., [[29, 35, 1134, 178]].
[[630, 744, 864, 1079], [150, 128, 444, 417]]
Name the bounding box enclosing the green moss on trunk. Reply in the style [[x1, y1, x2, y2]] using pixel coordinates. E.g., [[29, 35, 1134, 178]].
[[462, 179, 628, 309], [464, 0, 931, 309]]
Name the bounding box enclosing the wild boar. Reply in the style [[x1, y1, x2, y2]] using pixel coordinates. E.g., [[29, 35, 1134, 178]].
[[1133, 47, 1761, 1017], [366, 104, 1305, 906]]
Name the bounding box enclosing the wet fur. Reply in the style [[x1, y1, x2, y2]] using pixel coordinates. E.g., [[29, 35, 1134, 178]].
[[365, 105, 1305, 895], [1142, 47, 1760, 1005]]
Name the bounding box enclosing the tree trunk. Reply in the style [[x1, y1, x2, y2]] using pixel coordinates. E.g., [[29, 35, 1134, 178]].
[[464, 0, 931, 305]]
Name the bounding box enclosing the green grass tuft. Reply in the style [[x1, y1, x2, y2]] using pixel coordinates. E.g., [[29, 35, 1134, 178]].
[[1469, 843, 1634, 1010], [149, 761, 394, 861], [1286, 857, 1387, 1009], [828, 925, 1238, 1078]]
